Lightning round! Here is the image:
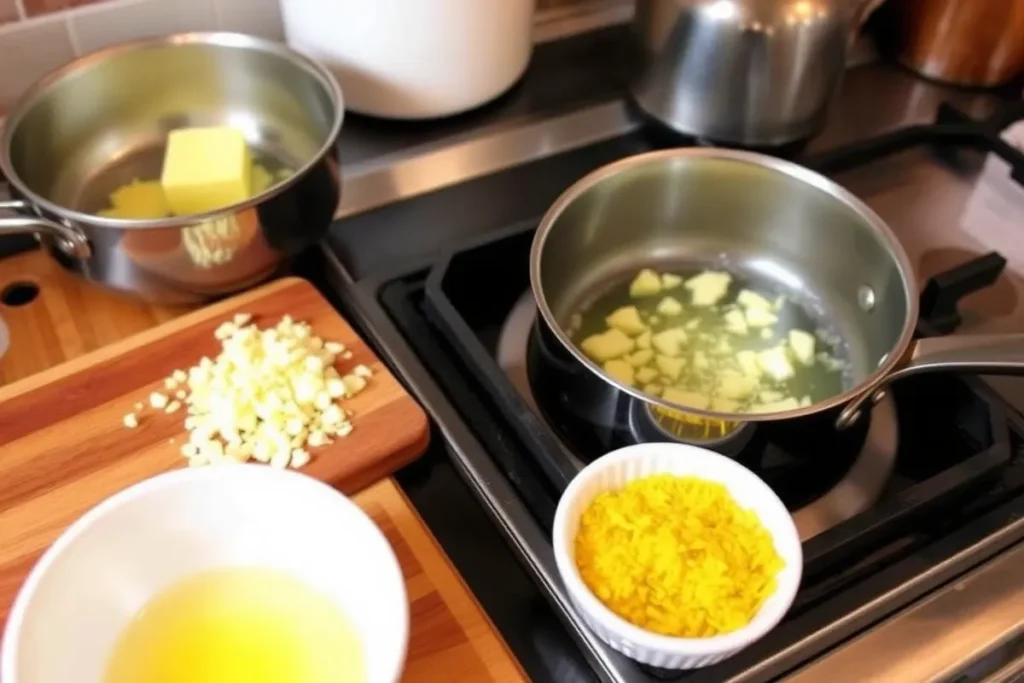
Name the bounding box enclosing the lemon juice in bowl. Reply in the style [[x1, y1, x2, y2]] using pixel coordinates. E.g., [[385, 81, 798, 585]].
[[1, 466, 408, 683], [104, 567, 365, 683]]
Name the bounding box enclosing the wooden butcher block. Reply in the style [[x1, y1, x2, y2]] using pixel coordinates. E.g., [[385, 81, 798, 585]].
[[0, 275, 430, 626]]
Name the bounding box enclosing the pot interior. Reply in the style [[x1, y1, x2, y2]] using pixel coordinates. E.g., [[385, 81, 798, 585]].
[[3, 35, 340, 216], [533, 151, 916, 414]]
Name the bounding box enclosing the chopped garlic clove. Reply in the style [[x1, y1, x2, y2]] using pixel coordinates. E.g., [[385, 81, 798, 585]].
[[788, 329, 816, 366], [744, 306, 778, 328], [758, 346, 795, 382], [605, 306, 648, 336], [655, 296, 684, 317], [290, 448, 311, 469], [629, 269, 662, 298], [685, 271, 732, 307], [603, 359, 635, 386], [342, 374, 367, 397], [661, 272, 683, 289]]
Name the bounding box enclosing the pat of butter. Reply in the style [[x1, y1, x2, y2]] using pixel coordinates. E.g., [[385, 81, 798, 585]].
[[161, 127, 252, 215], [98, 179, 170, 219]]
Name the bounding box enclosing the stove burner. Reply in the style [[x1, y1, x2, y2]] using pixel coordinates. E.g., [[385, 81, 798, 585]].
[[496, 292, 898, 541], [628, 402, 757, 458]]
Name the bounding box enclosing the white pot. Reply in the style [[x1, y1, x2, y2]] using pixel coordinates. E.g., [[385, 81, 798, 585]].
[[281, 0, 536, 120]]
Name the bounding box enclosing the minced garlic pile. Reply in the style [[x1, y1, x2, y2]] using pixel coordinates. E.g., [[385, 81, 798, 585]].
[[123, 313, 372, 470], [574, 474, 784, 638]]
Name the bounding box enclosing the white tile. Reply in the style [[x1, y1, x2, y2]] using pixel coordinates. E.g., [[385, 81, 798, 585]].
[[0, 16, 75, 111], [69, 0, 218, 56], [215, 0, 283, 41]]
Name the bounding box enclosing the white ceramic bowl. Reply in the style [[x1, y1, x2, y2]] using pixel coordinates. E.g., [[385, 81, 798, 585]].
[[1, 465, 408, 683], [553, 443, 802, 670]]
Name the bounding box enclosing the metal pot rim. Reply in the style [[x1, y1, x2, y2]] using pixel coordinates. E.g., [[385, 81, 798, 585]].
[[0, 31, 345, 231], [528, 146, 920, 423]]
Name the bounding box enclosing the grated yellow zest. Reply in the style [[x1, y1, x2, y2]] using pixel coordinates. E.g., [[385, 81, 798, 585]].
[[574, 474, 784, 638]]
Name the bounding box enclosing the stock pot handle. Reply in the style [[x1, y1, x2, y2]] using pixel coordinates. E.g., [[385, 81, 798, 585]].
[[836, 334, 1024, 429], [0, 182, 91, 259]]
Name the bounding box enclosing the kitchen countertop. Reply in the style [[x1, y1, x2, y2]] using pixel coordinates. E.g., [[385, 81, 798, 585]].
[[3, 22, 1024, 682]]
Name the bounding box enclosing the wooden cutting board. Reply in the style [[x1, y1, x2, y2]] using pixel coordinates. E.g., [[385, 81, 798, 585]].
[[0, 248, 525, 680], [0, 274, 430, 625]]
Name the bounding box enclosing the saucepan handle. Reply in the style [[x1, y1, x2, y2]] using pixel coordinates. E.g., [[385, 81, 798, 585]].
[[0, 175, 91, 259], [836, 334, 1024, 429]]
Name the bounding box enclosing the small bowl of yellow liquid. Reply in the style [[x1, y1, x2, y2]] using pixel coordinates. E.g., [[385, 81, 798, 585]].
[[1, 465, 408, 683]]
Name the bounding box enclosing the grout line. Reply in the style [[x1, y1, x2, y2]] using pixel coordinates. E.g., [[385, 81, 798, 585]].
[[64, 13, 80, 54], [62, 0, 149, 21]]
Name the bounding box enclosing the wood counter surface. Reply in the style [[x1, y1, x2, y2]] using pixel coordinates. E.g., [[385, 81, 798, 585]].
[[0, 248, 526, 682]]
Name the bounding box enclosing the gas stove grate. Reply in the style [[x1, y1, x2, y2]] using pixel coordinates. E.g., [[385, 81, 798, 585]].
[[374, 101, 1024, 683]]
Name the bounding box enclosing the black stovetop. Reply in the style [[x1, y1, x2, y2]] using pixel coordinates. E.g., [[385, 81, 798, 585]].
[[357, 101, 1024, 682]]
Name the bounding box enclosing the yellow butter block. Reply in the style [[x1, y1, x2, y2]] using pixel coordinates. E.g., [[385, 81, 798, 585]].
[[160, 127, 252, 215]]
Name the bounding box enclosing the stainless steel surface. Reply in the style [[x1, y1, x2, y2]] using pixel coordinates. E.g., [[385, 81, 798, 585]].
[[529, 147, 920, 423], [984, 651, 1024, 683], [739, 516, 1024, 683], [785, 540, 1024, 683], [529, 146, 1024, 429], [837, 333, 1024, 427], [628, 0, 856, 146], [0, 197, 90, 257], [330, 63, 1006, 225], [337, 101, 637, 219], [495, 291, 898, 540], [0, 32, 343, 304]]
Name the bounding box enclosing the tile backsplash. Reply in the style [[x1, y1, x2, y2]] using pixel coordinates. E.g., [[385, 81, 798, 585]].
[[0, 0, 284, 111]]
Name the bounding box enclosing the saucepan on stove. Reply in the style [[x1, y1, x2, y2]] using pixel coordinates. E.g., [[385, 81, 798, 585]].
[[529, 148, 1024, 437]]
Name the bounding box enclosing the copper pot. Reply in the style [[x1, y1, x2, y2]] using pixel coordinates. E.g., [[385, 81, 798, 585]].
[[888, 0, 1024, 87]]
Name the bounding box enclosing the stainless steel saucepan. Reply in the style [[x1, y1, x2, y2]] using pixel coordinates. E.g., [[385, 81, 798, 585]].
[[0, 32, 343, 304], [529, 148, 1024, 431]]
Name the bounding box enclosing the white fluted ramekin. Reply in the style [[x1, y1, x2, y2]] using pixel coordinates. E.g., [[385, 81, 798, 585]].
[[553, 442, 802, 670]]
